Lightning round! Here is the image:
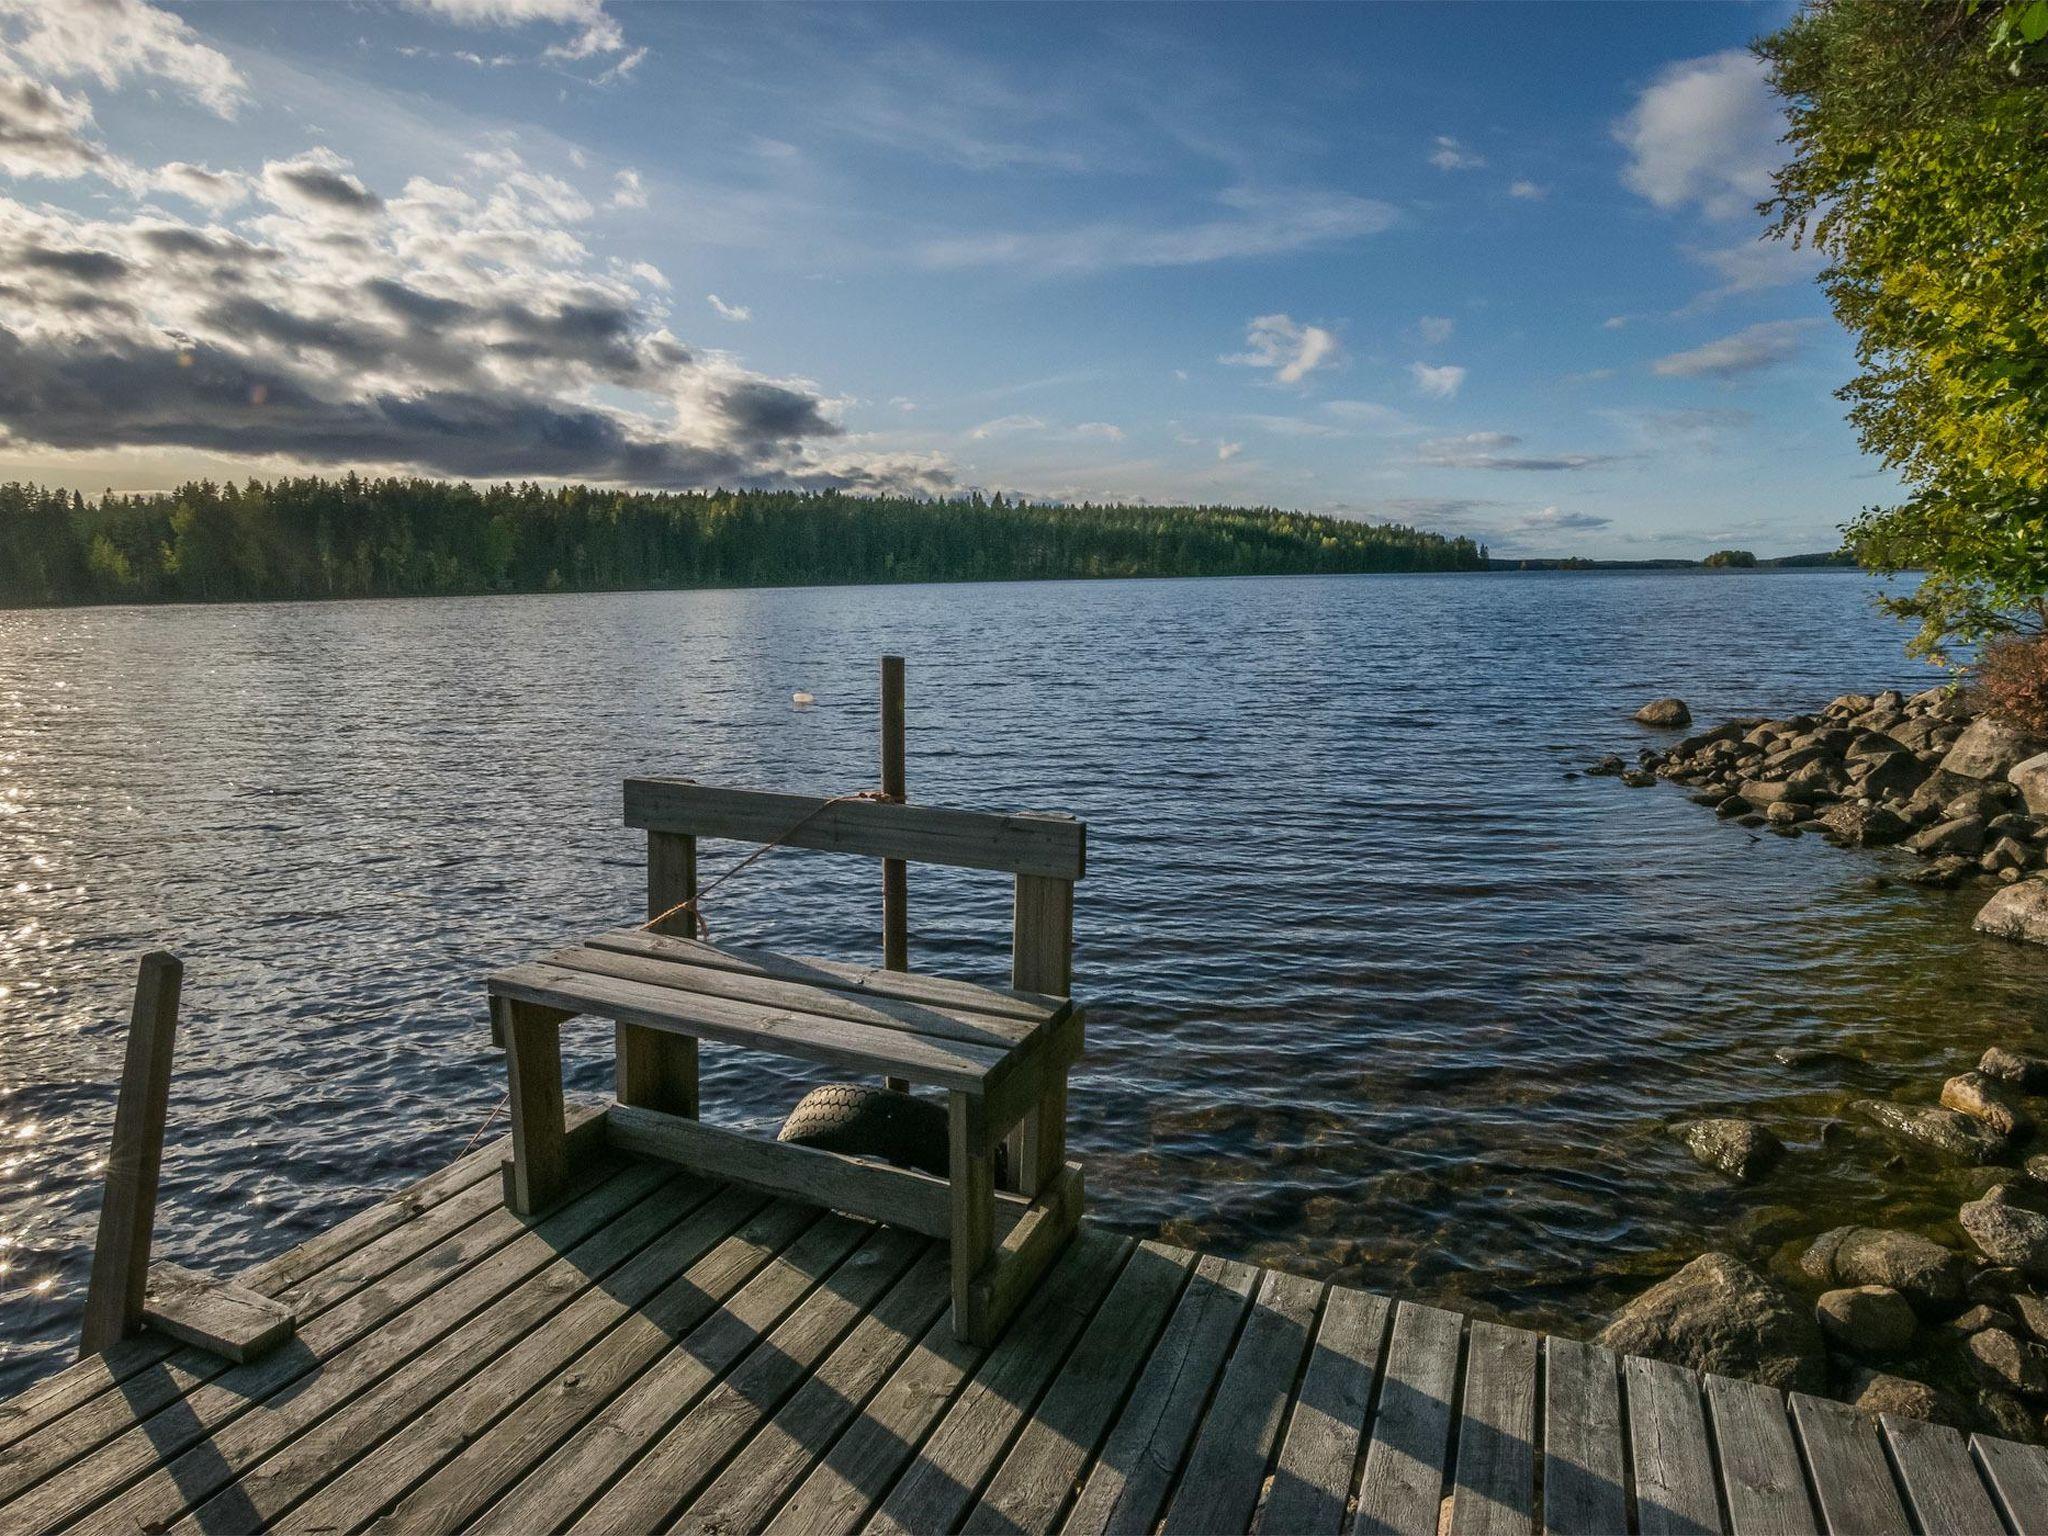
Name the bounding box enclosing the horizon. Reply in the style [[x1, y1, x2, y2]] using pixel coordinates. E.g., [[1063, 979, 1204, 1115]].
[[0, 0, 1882, 562]]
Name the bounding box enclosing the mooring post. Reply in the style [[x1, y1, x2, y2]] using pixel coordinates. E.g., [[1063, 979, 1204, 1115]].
[[882, 654, 909, 1093], [80, 950, 183, 1359]]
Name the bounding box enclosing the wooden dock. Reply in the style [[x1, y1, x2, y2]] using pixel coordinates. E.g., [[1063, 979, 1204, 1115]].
[[3, 1105, 2043, 1536]]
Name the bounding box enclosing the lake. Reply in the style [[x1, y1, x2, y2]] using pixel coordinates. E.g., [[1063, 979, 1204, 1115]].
[[4, 569, 2044, 1395]]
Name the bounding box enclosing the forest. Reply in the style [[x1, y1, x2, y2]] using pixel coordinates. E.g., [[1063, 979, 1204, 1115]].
[[0, 476, 1488, 607]]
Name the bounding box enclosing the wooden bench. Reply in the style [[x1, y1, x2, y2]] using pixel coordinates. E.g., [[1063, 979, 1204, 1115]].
[[485, 777, 1088, 1345]]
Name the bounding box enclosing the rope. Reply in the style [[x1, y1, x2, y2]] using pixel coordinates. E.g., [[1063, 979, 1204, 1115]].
[[641, 788, 901, 941], [460, 1091, 508, 1155]]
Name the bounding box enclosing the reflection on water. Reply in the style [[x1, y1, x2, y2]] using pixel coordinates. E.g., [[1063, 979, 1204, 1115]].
[[3, 571, 2046, 1393]]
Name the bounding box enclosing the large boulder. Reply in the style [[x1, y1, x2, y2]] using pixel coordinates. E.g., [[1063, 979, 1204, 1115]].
[[1977, 884, 2048, 947], [1856, 1099, 2008, 1163], [1636, 698, 1692, 728], [1802, 1226, 1968, 1312], [1598, 1253, 1824, 1392], [1944, 718, 2048, 781], [1961, 1192, 2048, 1277], [1904, 816, 1988, 858], [2011, 752, 2048, 818], [1860, 751, 1930, 801], [1673, 1119, 1785, 1183], [1818, 802, 1912, 847], [1816, 1285, 1917, 1357]]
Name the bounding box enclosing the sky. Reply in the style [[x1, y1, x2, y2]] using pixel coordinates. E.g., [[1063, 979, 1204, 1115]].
[[0, 0, 1887, 559]]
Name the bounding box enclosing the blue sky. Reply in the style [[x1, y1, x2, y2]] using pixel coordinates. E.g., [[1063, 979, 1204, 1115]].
[[0, 0, 1882, 557]]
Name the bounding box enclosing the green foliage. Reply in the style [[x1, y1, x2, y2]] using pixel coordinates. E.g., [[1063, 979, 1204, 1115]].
[[1758, 0, 2048, 664], [0, 476, 1485, 608], [1703, 549, 1760, 568]]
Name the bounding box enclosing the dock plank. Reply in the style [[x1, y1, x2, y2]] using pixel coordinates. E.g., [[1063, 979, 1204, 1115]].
[[1624, 1355, 1721, 1536], [1449, 1320, 1540, 1536], [1787, 1393, 1910, 1536], [1354, 1300, 1465, 1536], [1882, 1416, 2004, 1535], [1704, 1374, 1814, 1536], [1255, 1283, 1391, 1536], [1541, 1336, 1626, 1536], [1973, 1431, 2048, 1536], [1161, 1267, 1322, 1536]]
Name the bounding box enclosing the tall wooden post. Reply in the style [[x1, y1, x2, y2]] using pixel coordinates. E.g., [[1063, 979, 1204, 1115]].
[[621, 824, 699, 1116], [80, 951, 183, 1359], [881, 654, 909, 1093]]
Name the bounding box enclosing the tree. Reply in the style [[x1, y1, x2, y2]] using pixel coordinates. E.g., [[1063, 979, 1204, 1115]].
[[1703, 549, 1759, 568], [1758, 0, 2048, 664]]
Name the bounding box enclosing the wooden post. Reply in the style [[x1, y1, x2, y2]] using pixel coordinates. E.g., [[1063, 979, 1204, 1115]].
[[80, 951, 183, 1359], [620, 825, 699, 1115], [1006, 862, 1075, 1197], [499, 996, 571, 1216], [948, 1089, 995, 1344], [881, 655, 909, 1094]]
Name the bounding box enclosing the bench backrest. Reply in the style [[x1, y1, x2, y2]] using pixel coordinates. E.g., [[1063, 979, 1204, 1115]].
[[623, 777, 1085, 998]]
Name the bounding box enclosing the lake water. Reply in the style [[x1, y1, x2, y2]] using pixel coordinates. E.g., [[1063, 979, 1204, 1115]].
[[5, 570, 2045, 1395]]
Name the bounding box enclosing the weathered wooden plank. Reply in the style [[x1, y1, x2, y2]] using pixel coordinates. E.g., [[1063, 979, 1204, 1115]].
[[0, 1150, 524, 1510], [18, 1158, 651, 1536], [1354, 1300, 1465, 1536], [141, 1262, 293, 1363], [1705, 1374, 1814, 1536], [859, 1230, 1135, 1536], [470, 1213, 874, 1535], [1540, 1336, 1626, 1536], [1626, 1356, 1722, 1536], [80, 950, 183, 1359], [1881, 1416, 2004, 1536], [1788, 1393, 1910, 1536], [1256, 1283, 1392, 1536], [380, 1198, 820, 1536], [0, 1119, 520, 1458], [553, 941, 1041, 1050], [965, 1241, 1196, 1536], [626, 826, 701, 1111], [952, 1091, 999, 1345], [1060, 1253, 1260, 1536], [588, 927, 1066, 1026], [624, 778, 1087, 880], [490, 961, 1007, 1091], [1162, 1268, 1322, 1536], [670, 1245, 955, 1536], [497, 995, 568, 1215], [1449, 1321, 1541, 1536], [881, 653, 909, 1035], [1007, 868, 1075, 1196], [1972, 1430, 2048, 1536], [568, 1225, 929, 1533]]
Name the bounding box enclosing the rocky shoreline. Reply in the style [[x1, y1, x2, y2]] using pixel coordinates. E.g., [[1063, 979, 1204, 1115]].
[[1588, 689, 2048, 1441]]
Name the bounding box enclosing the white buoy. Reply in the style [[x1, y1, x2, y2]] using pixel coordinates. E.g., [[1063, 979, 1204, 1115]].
[[791, 691, 816, 707]]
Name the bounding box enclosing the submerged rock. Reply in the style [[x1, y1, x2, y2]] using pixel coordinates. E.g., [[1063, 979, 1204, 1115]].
[[1673, 1118, 1785, 1183], [1856, 1099, 2007, 1163], [1636, 698, 1692, 728], [1802, 1226, 1967, 1312], [1816, 1285, 1916, 1357], [1977, 884, 2048, 947], [1598, 1252, 1823, 1392]]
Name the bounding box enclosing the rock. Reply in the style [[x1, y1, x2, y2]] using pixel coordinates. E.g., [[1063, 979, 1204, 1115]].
[[1992, 811, 2044, 839], [1738, 778, 1816, 807], [1818, 802, 1912, 847], [1944, 718, 2048, 781], [1816, 1286, 1917, 1356], [1961, 1192, 2048, 1275], [1904, 815, 1988, 857], [1906, 770, 1979, 822], [1942, 1072, 2034, 1139], [1970, 1328, 2048, 1396], [1801, 1226, 1966, 1312], [1765, 802, 1800, 827], [1587, 755, 1625, 777], [1971, 1267, 2027, 1305], [1986, 836, 2036, 874], [1859, 750, 1930, 801], [1856, 1099, 2007, 1163], [2030, 1153, 2048, 1184], [1619, 769, 1656, 787], [1714, 795, 1747, 819], [1597, 1252, 1823, 1392], [1983, 1046, 2048, 1089], [1978, 884, 2048, 946], [1948, 784, 2020, 821], [1978, 1390, 2045, 1444], [1907, 855, 1976, 889], [1951, 1304, 2019, 1337], [1673, 1118, 1785, 1183], [1636, 698, 1692, 728], [2015, 1294, 2048, 1344], [1845, 1368, 1966, 1427], [2011, 752, 2048, 818]]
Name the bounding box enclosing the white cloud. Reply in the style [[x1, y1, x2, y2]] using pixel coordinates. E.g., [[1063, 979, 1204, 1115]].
[[1515, 505, 1611, 534], [1653, 319, 1815, 378], [260, 147, 384, 221], [0, 0, 246, 116], [1217, 440, 1243, 462], [920, 186, 1397, 272], [150, 161, 251, 209], [0, 57, 103, 178], [889, 396, 917, 413], [608, 167, 646, 208], [1615, 50, 1783, 220], [597, 45, 647, 84], [1323, 399, 1413, 432], [969, 414, 1046, 440], [625, 259, 667, 289], [706, 293, 751, 322], [1223, 313, 1342, 386], [1685, 236, 1822, 304], [1073, 421, 1123, 441], [1508, 179, 1547, 201], [1602, 315, 1630, 331], [1416, 432, 1620, 471], [1429, 135, 1486, 171], [1417, 315, 1455, 346], [1410, 362, 1467, 399], [401, 0, 625, 59]]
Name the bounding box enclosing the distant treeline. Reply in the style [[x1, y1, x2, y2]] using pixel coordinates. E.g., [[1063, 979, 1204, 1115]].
[[1487, 549, 1860, 572], [0, 476, 1489, 607]]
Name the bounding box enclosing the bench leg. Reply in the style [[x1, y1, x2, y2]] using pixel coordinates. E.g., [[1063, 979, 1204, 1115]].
[[949, 1091, 996, 1345], [497, 997, 568, 1217], [616, 1024, 697, 1117]]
